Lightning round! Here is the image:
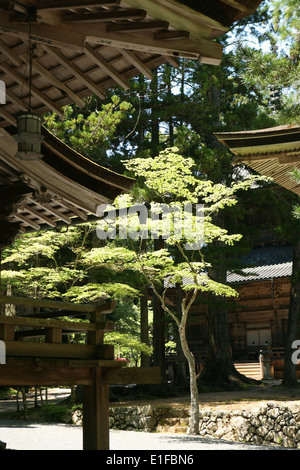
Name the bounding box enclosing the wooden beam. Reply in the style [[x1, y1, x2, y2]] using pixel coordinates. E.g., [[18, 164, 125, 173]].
[[0, 13, 222, 64], [0, 364, 92, 386], [122, 0, 228, 38], [0, 294, 100, 313], [103, 366, 161, 384], [219, 0, 253, 14], [0, 17, 86, 52], [36, 0, 121, 11], [14, 321, 114, 339], [0, 37, 23, 66], [43, 46, 107, 100], [27, 198, 72, 225], [0, 108, 16, 126], [4, 340, 114, 361], [278, 154, 300, 165], [82, 367, 109, 450], [118, 48, 153, 79], [155, 29, 190, 40], [5, 87, 28, 111], [0, 63, 65, 118], [56, 199, 88, 221], [0, 314, 96, 332], [13, 213, 41, 231], [62, 9, 147, 23], [14, 300, 116, 317], [20, 203, 57, 228], [19, 53, 86, 108], [84, 43, 130, 90], [84, 25, 223, 63], [106, 20, 169, 33], [5, 340, 97, 359], [162, 54, 180, 68]]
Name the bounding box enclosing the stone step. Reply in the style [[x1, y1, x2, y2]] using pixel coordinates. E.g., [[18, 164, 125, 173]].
[[156, 416, 189, 433], [234, 362, 262, 380], [156, 423, 189, 434]]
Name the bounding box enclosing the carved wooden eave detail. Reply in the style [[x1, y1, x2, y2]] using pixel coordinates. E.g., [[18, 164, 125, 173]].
[[215, 125, 300, 197], [0, 0, 263, 128], [0, 125, 135, 240]]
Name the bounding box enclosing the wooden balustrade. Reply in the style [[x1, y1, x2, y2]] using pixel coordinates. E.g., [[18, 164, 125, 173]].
[[0, 295, 160, 449]]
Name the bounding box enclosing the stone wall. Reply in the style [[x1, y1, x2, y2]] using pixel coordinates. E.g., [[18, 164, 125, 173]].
[[109, 405, 164, 433], [198, 402, 300, 448], [72, 401, 300, 449]]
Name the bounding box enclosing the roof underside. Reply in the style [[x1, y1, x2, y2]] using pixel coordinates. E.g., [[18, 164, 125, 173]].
[[0, 125, 135, 240], [215, 125, 300, 197], [0, 0, 263, 128]]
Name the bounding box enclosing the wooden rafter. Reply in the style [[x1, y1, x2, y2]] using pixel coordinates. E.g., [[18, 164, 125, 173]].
[[219, 0, 253, 14], [155, 29, 190, 40], [117, 48, 154, 79], [84, 43, 130, 90], [0, 0, 262, 128], [20, 203, 57, 228], [26, 198, 72, 225], [62, 9, 147, 23], [0, 63, 65, 118], [36, 0, 121, 10], [43, 45, 107, 100], [19, 52, 86, 108], [215, 125, 300, 198], [12, 213, 41, 231], [106, 20, 170, 33]]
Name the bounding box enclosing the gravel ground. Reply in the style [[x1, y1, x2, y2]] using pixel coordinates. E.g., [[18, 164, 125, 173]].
[[0, 420, 288, 451]]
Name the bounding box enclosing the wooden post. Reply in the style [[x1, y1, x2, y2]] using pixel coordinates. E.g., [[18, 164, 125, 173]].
[[82, 367, 110, 450], [82, 307, 111, 450]]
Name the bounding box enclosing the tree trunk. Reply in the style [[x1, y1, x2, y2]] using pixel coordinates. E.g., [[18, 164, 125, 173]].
[[200, 244, 255, 388], [140, 287, 150, 367], [282, 238, 300, 386], [178, 316, 199, 434], [152, 290, 167, 384], [200, 292, 241, 386], [175, 284, 188, 387]]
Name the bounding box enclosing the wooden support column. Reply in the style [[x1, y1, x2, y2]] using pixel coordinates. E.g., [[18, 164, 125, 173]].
[[82, 303, 112, 450], [82, 366, 110, 450]]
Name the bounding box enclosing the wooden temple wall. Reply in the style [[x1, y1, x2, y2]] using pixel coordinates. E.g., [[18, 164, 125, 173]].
[[186, 277, 291, 362]]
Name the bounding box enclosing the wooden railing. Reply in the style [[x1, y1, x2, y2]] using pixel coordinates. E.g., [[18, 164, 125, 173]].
[[0, 295, 161, 449], [0, 295, 117, 364]]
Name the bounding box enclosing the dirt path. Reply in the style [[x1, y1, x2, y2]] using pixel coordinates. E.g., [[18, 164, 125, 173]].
[[115, 381, 300, 413]]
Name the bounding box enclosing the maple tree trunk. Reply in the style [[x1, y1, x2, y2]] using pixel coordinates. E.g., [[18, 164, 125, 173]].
[[178, 321, 199, 434]]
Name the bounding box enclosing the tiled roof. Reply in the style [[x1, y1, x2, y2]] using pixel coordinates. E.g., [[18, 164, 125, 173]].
[[227, 261, 292, 284], [162, 246, 293, 288], [227, 246, 293, 283]]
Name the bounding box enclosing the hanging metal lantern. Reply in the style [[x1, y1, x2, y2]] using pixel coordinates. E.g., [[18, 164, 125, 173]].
[[14, 112, 44, 161]]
